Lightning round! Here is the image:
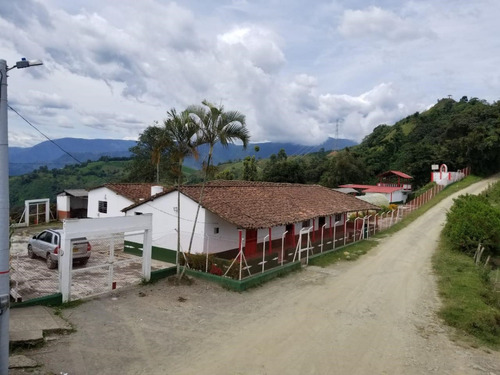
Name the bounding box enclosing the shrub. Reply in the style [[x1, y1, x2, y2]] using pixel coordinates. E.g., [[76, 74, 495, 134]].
[[444, 194, 500, 256], [388, 204, 398, 211]]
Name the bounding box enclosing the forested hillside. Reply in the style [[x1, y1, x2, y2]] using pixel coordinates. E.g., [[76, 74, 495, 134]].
[[10, 96, 500, 214], [9, 158, 131, 214], [214, 97, 500, 187], [355, 97, 500, 186]]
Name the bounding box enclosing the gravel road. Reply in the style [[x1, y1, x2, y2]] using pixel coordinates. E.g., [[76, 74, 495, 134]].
[[20, 177, 500, 375]]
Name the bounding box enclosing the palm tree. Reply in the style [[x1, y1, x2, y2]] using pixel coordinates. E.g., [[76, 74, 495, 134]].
[[163, 108, 200, 274], [186, 100, 250, 253], [147, 121, 171, 184]]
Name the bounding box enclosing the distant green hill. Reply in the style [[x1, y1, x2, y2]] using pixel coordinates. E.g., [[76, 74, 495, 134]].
[[10, 96, 500, 216], [8, 157, 200, 215], [214, 97, 500, 188], [354, 97, 500, 186], [9, 158, 132, 213]]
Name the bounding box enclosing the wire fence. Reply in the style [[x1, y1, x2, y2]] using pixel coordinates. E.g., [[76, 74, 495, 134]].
[[182, 182, 451, 281], [9, 179, 466, 300]]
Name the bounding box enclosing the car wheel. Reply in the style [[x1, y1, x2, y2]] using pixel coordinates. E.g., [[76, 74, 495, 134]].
[[46, 254, 57, 269], [27, 245, 35, 259], [79, 258, 89, 266]]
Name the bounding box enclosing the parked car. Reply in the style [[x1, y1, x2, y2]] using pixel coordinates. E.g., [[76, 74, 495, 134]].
[[27, 229, 91, 269]]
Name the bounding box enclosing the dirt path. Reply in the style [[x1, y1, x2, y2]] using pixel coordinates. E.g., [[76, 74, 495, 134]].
[[22, 177, 500, 375]]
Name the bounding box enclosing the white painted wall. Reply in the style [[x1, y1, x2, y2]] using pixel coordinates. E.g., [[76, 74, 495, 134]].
[[87, 187, 133, 218], [432, 171, 465, 186], [203, 210, 239, 253], [125, 191, 240, 254], [57, 195, 70, 211], [126, 193, 352, 255]]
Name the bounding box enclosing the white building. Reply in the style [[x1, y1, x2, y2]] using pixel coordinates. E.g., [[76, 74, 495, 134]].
[[123, 180, 379, 260], [87, 183, 164, 218]]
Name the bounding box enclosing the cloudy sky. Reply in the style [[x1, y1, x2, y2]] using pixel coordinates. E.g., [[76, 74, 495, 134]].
[[1, 0, 499, 147]]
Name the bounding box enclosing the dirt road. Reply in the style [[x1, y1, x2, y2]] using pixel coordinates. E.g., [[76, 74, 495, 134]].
[[23, 178, 500, 375]]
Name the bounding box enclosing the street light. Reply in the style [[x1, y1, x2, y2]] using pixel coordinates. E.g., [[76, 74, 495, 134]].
[[0, 57, 43, 375]]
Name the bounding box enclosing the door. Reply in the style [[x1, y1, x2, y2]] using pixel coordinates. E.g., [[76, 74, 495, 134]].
[[245, 229, 258, 257], [285, 224, 295, 247]]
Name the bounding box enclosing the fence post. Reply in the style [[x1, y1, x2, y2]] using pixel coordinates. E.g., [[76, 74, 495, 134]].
[[344, 219, 348, 246], [320, 224, 326, 253], [261, 234, 269, 273]]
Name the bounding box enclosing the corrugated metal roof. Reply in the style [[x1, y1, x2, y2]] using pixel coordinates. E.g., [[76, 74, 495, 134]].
[[362, 186, 403, 193], [59, 189, 88, 197]]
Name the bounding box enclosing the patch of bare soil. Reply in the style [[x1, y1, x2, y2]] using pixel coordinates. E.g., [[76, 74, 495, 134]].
[[15, 178, 500, 375]]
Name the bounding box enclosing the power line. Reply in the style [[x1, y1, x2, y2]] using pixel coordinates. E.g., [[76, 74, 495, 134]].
[[8, 105, 83, 164]]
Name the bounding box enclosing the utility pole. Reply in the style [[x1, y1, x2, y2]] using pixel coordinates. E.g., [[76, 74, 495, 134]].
[[0, 59, 10, 375], [334, 118, 343, 150], [0, 58, 42, 375]]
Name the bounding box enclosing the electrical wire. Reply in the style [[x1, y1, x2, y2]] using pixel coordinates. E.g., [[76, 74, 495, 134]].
[[8, 105, 83, 164]]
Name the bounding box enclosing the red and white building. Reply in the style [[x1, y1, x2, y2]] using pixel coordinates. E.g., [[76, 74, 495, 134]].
[[340, 170, 413, 204], [122, 180, 379, 259], [431, 164, 471, 186]]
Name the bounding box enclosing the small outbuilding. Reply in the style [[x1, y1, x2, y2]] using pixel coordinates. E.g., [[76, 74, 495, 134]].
[[57, 189, 88, 220]]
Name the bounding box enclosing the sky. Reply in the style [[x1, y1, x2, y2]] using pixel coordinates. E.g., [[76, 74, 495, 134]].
[[1, 0, 500, 148]]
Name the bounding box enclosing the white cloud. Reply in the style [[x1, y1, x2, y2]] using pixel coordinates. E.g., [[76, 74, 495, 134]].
[[2, 0, 500, 149], [218, 26, 285, 73], [339, 6, 434, 41]]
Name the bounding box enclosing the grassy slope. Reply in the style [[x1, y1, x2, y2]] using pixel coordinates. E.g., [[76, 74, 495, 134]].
[[433, 180, 500, 349]]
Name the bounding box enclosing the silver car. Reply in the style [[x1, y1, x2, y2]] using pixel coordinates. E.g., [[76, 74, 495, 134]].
[[27, 229, 91, 269]]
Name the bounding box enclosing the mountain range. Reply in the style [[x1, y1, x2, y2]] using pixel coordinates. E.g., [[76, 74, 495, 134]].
[[8, 137, 357, 176]]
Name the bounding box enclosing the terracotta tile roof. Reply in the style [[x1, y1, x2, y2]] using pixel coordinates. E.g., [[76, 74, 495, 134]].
[[126, 180, 379, 229], [103, 183, 161, 203], [378, 170, 413, 179]]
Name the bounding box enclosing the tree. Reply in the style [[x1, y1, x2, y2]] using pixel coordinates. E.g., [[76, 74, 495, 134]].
[[243, 156, 258, 181], [163, 108, 200, 274], [128, 125, 171, 183], [186, 100, 249, 253], [261, 149, 306, 183], [319, 150, 369, 187]]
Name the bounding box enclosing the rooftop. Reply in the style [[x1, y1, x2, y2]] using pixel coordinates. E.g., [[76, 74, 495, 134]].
[[125, 180, 379, 229], [91, 183, 162, 203]]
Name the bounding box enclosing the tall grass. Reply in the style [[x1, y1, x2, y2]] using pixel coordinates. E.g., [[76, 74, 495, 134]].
[[433, 238, 500, 348]]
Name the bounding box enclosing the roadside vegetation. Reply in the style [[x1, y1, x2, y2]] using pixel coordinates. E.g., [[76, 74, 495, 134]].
[[434, 180, 500, 349]]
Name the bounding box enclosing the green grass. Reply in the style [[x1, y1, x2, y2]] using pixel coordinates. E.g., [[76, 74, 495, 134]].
[[308, 240, 379, 267], [433, 237, 500, 349]]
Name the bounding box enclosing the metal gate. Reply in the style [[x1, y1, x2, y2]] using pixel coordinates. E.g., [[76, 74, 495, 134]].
[[60, 215, 153, 302]]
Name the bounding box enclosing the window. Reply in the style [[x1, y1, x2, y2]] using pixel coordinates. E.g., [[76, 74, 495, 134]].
[[135, 212, 143, 215], [335, 214, 342, 222], [98, 200, 108, 214], [39, 231, 53, 243], [302, 220, 310, 228], [214, 227, 220, 234], [318, 217, 326, 227]]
